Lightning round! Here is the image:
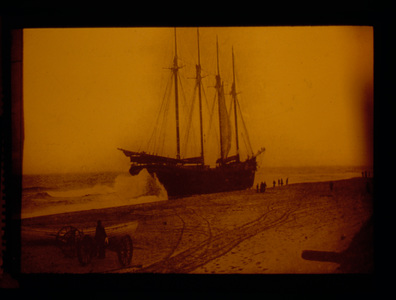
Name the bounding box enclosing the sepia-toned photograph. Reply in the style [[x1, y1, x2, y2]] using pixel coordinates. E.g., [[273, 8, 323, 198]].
[[19, 26, 373, 276]]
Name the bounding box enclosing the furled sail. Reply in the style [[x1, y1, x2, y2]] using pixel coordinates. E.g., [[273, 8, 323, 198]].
[[218, 82, 232, 160]]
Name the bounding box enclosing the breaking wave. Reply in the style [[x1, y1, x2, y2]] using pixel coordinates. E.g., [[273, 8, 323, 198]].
[[114, 169, 167, 200], [22, 169, 168, 218]]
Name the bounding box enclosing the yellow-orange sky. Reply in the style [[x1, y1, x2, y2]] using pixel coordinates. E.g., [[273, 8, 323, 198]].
[[23, 26, 373, 174]]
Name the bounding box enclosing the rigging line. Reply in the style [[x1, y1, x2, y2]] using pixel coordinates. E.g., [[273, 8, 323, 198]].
[[228, 97, 234, 129], [240, 130, 250, 158], [206, 91, 220, 149], [177, 72, 188, 157], [156, 73, 173, 155], [201, 79, 216, 145], [236, 99, 254, 156], [188, 90, 199, 157], [145, 73, 173, 153], [201, 80, 211, 120], [158, 74, 173, 156], [190, 110, 198, 157], [178, 71, 198, 158], [178, 72, 189, 114], [148, 70, 171, 155], [182, 83, 198, 156], [228, 96, 236, 148], [178, 57, 196, 71], [186, 124, 198, 158]]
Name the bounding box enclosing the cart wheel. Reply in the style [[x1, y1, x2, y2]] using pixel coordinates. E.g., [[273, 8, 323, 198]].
[[56, 226, 83, 258], [77, 235, 94, 266], [117, 235, 133, 266]]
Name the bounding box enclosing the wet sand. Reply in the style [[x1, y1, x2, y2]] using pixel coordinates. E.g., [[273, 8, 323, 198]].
[[21, 177, 373, 274]]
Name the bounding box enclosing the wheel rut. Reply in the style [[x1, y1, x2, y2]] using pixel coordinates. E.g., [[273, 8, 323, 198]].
[[135, 204, 297, 273]]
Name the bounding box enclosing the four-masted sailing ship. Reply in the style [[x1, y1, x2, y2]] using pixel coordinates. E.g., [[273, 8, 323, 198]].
[[119, 29, 265, 197]]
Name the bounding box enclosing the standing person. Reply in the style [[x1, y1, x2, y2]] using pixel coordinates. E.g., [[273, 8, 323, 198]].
[[286, 178, 288, 185], [95, 220, 107, 259], [273, 180, 276, 188], [278, 179, 280, 186], [281, 178, 283, 186], [257, 183, 259, 193]]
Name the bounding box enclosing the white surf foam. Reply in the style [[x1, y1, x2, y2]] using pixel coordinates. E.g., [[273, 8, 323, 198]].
[[22, 169, 168, 218]]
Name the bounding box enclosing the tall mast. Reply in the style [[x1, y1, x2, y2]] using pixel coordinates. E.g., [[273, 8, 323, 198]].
[[172, 28, 181, 160], [231, 47, 240, 161], [216, 36, 224, 162], [196, 28, 204, 165]]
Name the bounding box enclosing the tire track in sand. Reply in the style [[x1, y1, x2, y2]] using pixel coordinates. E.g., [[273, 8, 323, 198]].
[[166, 208, 213, 259], [134, 204, 296, 273], [162, 209, 186, 260]]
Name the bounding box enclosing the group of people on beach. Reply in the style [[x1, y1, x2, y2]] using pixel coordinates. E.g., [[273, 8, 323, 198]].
[[273, 178, 288, 188], [362, 171, 372, 178], [256, 177, 289, 193], [257, 182, 267, 193]]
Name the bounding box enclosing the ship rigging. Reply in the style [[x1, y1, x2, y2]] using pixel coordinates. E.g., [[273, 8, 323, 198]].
[[119, 28, 265, 197]]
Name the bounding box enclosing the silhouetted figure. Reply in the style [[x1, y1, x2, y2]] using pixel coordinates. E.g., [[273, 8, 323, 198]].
[[95, 220, 107, 259], [260, 182, 266, 193], [329, 181, 334, 191], [286, 178, 288, 185], [281, 178, 283, 186], [278, 179, 280, 186], [256, 184, 259, 193], [273, 180, 276, 188]]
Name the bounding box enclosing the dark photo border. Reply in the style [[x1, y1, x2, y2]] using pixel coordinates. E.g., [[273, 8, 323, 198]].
[[1, 4, 381, 292]]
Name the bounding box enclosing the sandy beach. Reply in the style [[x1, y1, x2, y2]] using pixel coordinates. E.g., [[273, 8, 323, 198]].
[[21, 177, 373, 274]]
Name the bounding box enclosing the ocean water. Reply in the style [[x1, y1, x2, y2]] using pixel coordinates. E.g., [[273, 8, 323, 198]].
[[22, 165, 372, 219], [22, 169, 168, 219]]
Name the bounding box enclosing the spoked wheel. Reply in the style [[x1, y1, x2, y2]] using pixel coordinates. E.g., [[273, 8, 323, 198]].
[[117, 235, 133, 266], [55, 226, 83, 258], [77, 235, 95, 266]]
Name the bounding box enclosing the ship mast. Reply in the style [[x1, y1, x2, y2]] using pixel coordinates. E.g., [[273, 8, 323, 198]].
[[215, 36, 224, 163], [196, 28, 205, 165], [231, 47, 240, 162], [172, 28, 181, 160]]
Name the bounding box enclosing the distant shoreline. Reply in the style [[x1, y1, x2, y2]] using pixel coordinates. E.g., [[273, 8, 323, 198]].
[[22, 176, 371, 223]]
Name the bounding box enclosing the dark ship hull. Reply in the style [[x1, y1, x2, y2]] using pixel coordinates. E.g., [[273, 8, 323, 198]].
[[119, 29, 265, 198], [129, 157, 257, 198]]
